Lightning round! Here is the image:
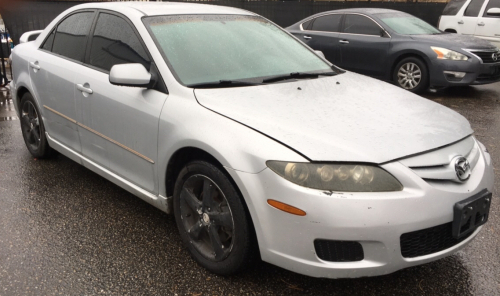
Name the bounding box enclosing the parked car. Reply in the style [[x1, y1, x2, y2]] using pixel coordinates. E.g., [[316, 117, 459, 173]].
[[439, 0, 500, 48], [11, 2, 493, 278], [287, 8, 500, 93]]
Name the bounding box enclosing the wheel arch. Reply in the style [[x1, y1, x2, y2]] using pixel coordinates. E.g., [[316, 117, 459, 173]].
[[390, 52, 430, 82], [165, 146, 260, 256], [165, 146, 223, 199], [444, 29, 457, 33]]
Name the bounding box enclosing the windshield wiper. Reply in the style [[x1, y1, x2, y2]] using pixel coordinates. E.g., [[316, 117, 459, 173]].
[[262, 71, 337, 83], [188, 80, 262, 89]]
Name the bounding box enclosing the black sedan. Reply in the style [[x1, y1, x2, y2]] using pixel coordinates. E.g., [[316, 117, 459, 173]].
[[286, 8, 500, 93]]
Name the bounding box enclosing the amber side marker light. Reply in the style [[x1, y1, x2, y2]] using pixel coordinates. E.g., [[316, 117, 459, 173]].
[[267, 199, 306, 216]]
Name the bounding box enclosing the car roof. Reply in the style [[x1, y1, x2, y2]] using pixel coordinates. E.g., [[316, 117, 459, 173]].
[[71, 2, 254, 17], [325, 8, 403, 15]]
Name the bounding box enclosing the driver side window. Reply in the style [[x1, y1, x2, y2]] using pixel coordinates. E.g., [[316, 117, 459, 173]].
[[483, 0, 500, 17], [88, 13, 151, 72]]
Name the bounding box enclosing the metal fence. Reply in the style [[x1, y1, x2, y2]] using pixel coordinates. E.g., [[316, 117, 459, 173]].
[[0, 1, 447, 45]]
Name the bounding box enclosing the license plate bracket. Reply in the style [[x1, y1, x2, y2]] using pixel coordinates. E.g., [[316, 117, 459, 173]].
[[452, 189, 492, 239]]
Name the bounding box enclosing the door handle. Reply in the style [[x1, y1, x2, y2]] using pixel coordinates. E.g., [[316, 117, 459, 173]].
[[303, 35, 312, 40], [458, 20, 464, 24], [478, 22, 485, 26], [339, 40, 349, 44], [29, 61, 41, 70], [76, 84, 93, 94]]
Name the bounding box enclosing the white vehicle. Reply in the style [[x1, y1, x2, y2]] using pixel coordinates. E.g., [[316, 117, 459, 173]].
[[10, 2, 494, 278], [439, 0, 500, 48]]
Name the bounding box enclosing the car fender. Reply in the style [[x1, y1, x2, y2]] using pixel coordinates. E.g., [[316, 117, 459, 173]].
[[388, 47, 433, 81], [156, 91, 308, 212]]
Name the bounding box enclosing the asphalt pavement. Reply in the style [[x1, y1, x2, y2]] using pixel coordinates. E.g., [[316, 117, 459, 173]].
[[0, 81, 499, 295]]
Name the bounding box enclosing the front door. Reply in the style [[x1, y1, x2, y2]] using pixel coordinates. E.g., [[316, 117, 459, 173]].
[[475, 0, 500, 45], [338, 14, 391, 78], [75, 12, 168, 193]]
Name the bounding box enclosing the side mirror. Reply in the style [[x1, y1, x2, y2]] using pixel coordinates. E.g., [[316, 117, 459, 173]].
[[486, 7, 500, 16], [19, 30, 43, 44], [109, 63, 152, 87], [314, 50, 325, 59]]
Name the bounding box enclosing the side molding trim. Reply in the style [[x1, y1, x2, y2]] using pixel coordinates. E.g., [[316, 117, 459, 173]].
[[43, 105, 155, 164]]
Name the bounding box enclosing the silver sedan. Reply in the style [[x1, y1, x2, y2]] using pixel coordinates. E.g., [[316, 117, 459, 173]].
[[10, 2, 494, 278]]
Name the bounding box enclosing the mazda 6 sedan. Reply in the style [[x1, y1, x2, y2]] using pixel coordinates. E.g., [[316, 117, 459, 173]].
[[10, 2, 494, 278], [287, 8, 500, 93]]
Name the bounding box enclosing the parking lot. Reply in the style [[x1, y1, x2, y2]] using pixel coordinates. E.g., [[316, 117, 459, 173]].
[[0, 81, 499, 295]]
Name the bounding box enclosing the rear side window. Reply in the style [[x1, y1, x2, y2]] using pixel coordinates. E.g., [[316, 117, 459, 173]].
[[464, 0, 486, 16], [52, 12, 94, 62], [483, 0, 500, 16], [89, 13, 150, 72], [442, 0, 468, 15], [310, 14, 342, 32], [343, 14, 381, 36]]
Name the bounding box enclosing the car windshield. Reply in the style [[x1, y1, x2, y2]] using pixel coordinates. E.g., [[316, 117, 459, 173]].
[[377, 13, 441, 35], [143, 14, 335, 86]]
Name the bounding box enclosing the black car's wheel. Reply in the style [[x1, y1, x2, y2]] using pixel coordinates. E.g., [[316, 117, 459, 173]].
[[393, 57, 429, 93], [20, 93, 54, 158], [173, 160, 255, 275]]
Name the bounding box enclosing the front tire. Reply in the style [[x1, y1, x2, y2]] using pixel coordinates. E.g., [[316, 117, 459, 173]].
[[393, 57, 429, 94], [173, 160, 255, 275], [20, 92, 54, 158]]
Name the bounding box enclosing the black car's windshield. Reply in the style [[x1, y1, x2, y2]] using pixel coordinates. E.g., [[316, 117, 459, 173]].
[[377, 13, 441, 35], [143, 15, 336, 87]]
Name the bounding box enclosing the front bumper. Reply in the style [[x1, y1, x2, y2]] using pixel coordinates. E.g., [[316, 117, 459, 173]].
[[227, 145, 494, 278], [429, 57, 500, 87]]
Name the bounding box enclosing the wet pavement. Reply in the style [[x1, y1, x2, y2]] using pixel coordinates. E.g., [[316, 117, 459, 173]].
[[0, 80, 499, 295]]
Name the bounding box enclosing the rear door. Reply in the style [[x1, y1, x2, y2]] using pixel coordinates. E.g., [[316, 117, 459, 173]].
[[297, 14, 343, 65], [475, 0, 500, 45], [338, 14, 391, 78], [30, 11, 96, 153], [461, 0, 487, 34], [75, 11, 168, 193]]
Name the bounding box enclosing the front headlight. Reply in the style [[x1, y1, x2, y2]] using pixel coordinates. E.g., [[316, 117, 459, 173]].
[[431, 47, 468, 61], [266, 161, 403, 192]]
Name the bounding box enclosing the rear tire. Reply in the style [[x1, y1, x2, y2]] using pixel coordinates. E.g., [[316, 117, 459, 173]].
[[173, 160, 255, 275], [19, 92, 54, 158], [393, 57, 429, 94]]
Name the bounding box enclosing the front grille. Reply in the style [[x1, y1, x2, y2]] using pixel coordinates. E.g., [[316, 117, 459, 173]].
[[314, 240, 364, 262], [471, 51, 500, 64], [400, 222, 474, 258]]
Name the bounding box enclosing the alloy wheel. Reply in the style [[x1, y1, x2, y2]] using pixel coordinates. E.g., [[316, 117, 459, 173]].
[[179, 175, 235, 262], [21, 101, 42, 151], [397, 62, 422, 90]]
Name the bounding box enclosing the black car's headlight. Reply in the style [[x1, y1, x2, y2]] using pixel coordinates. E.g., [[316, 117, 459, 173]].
[[431, 47, 468, 61], [266, 161, 403, 192]]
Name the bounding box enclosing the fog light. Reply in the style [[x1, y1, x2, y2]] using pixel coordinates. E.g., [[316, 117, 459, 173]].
[[444, 71, 466, 82]]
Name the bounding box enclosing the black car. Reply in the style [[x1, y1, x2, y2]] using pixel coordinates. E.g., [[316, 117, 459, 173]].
[[286, 8, 500, 93]]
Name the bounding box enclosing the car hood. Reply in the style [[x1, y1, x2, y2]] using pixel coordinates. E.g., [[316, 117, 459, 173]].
[[194, 72, 473, 163], [410, 34, 497, 50]]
